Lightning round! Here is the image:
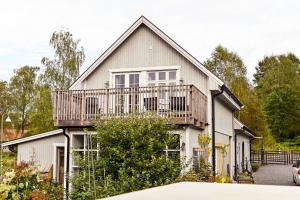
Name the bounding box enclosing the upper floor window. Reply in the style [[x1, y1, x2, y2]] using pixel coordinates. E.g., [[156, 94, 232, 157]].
[[147, 70, 177, 86]]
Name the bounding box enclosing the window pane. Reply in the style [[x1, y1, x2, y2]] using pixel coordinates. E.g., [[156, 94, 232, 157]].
[[115, 75, 125, 88], [148, 72, 156, 81], [129, 74, 139, 87], [159, 72, 166, 80], [158, 83, 166, 99], [169, 71, 176, 80]]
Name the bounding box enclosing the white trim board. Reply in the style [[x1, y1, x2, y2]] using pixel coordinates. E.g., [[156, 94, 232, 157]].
[[69, 16, 223, 90], [52, 143, 65, 182], [109, 66, 181, 73], [2, 129, 63, 146]]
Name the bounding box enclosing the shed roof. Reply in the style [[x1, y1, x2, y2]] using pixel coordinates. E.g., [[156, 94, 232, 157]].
[[234, 118, 255, 138], [2, 129, 63, 146]]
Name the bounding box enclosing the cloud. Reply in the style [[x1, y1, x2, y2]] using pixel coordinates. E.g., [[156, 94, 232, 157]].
[[0, 0, 300, 82]]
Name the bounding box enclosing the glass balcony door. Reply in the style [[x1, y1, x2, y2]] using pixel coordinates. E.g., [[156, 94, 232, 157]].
[[147, 71, 177, 111], [113, 73, 140, 114]]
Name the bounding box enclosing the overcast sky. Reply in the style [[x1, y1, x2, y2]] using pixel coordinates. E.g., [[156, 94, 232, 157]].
[[0, 0, 299, 82]]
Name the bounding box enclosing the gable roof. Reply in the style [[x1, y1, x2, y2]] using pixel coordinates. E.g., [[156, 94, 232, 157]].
[[2, 129, 63, 146], [69, 16, 223, 90]]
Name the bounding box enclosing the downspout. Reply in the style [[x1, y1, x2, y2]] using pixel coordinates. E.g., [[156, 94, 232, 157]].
[[62, 128, 70, 198], [211, 85, 225, 177], [234, 131, 240, 180]]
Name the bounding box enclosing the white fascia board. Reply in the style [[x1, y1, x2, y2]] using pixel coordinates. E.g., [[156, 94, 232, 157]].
[[233, 118, 244, 129], [2, 129, 63, 146], [222, 91, 241, 110]]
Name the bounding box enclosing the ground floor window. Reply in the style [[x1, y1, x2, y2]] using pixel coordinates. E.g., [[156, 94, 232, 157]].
[[164, 134, 180, 160]]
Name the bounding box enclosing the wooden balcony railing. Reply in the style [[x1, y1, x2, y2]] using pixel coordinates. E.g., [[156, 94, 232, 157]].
[[53, 85, 207, 129]]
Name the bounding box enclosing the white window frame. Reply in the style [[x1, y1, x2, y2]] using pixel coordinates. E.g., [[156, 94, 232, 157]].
[[52, 143, 65, 183], [109, 66, 181, 88]]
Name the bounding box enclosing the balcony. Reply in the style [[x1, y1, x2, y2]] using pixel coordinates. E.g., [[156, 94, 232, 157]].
[[53, 85, 207, 129]]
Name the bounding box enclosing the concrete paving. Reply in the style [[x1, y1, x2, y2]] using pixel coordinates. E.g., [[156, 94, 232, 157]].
[[253, 164, 296, 186], [102, 182, 300, 200]]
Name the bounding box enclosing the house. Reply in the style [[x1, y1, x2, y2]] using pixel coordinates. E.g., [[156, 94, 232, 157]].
[[3, 16, 254, 192], [233, 118, 255, 176]]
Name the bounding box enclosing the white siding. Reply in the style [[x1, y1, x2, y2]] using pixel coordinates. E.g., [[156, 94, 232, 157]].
[[17, 134, 65, 169], [80, 25, 208, 95], [236, 134, 251, 172], [215, 99, 234, 137]]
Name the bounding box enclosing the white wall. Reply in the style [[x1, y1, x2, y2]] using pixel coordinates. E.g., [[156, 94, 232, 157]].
[[17, 134, 65, 171], [236, 134, 251, 173], [215, 99, 234, 137]]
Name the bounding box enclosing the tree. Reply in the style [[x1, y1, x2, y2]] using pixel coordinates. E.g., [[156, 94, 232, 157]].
[[71, 116, 181, 199], [254, 53, 300, 85], [9, 66, 39, 135], [204, 45, 247, 87], [0, 81, 10, 115], [254, 53, 300, 140], [41, 29, 85, 90], [26, 29, 85, 135], [204, 45, 276, 148], [0, 81, 12, 131], [264, 87, 299, 140], [28, 84, 54, 135]]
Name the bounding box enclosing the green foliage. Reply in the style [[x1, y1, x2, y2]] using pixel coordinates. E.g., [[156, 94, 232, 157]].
[[198, 134, 211, 146], [204, 45, 276, 148], [0, 81, 11, 115], [0, 162, 63, 200], [264, 87, 300, 140], [209, 174, 232, 183], [204, 45, 247, 87], [176, 170, 201, 182], [71, 116, 182, 199], [41, 29, 85, 90], [9, 66, 39, 135], [255, 53, 300, 141], [277, 136, 300, 150], [251, 163, 260, 172], [28, 85, 55, 135]]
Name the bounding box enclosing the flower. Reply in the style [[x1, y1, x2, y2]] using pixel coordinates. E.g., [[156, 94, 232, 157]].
[[19, 183, 24, 189]]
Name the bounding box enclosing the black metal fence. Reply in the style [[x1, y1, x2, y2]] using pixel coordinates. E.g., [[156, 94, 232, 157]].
[[251, 150, 300, 165]]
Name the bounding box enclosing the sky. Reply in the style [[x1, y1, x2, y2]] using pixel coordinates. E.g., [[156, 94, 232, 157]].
[[0, 0, 300, 82]]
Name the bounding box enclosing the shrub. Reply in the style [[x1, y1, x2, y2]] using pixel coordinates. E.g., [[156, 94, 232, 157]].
[[176, 170, 200, 182], [0, 162, 63, 200], [251, 163, 260, 172], [71, 115, 182, 199]]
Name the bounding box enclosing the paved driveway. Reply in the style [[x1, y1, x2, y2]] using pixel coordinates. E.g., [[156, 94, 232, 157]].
[[253, 164, 295, 186]]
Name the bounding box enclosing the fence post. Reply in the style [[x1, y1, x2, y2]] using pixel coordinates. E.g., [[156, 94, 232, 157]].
[[261, 149, 264, 164]]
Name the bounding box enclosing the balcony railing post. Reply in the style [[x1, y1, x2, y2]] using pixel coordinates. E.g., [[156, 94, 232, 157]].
[[189, 85, 193, 124], [81, 90, 86, 125], [106, 88, 109, 117]]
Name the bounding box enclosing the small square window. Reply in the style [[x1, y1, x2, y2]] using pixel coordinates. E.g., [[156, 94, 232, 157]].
[[169, 71, 176, 80], [159, 72, 166, 80], [148, 72, 156, 81]]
